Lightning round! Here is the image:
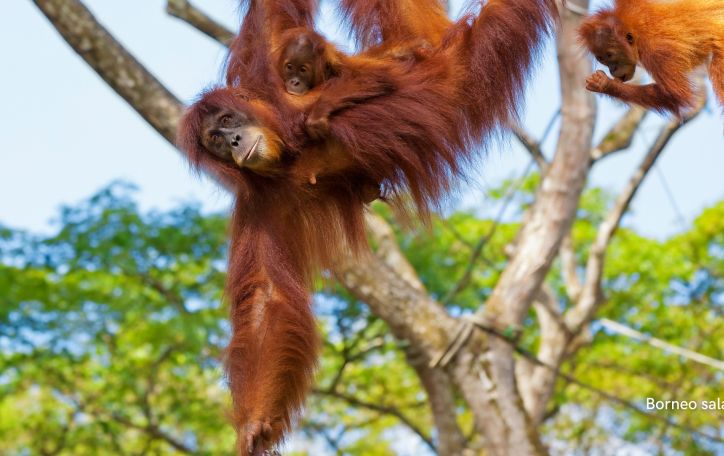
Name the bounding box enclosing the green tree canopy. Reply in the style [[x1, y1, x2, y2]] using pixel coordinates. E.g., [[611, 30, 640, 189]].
[[1, 182, 722, 455]]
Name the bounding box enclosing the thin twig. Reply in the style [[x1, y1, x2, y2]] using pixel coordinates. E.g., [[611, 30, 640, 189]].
[[312, 388, 436, 451], [566, 89, 706, 332], [166, 0, 235, 46], [443, 160, 535, 304], [600, 318, 724, 371], [511, 124, 548, 169], [591, 106, 647, 161]]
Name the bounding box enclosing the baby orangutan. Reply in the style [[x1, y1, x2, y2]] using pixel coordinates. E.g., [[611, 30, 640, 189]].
[[277, 29, 338, 95], [278, 32, 336, 95], [276, 28, 431, 97], [275, 28, 441, 142]]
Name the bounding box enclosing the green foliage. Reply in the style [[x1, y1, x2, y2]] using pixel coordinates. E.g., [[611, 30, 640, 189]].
[[0, 183, 233, 455], [548, 201, 724, 455], [1, 182, 722, 455]]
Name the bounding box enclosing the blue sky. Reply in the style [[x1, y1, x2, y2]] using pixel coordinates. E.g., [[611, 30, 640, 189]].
[[1, 0, 722, 239], [0, 1, 719, 454]]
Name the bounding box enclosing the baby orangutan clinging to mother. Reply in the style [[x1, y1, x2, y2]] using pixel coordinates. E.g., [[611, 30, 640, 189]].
[[276, 29, 338, 96], [274, 27, 437, 140], [578, 0, 724, 116], [276, 28, 433, 97]]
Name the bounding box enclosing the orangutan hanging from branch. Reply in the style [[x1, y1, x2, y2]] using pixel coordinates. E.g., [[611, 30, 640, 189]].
[[178, 0, 559, 453]]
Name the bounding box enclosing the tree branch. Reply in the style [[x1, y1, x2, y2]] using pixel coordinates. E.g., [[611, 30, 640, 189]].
[[599, 318, 724, 371], [313, 388, 436, 452], [33, 0, 183, 144], [360, 214, 468, 454], [517, 285, 570, 423], [511, 124, 548, 169], [590, 106, 647, 161], [364, 212, 426, 292], [467, 6, 596, 452], [482, 3, 595, 329], [333, 251, 454, 367], [166, 0, 235, 46], [565, 91, 706, 332], [404, 345, 469, 456], [559, 232, 581, 301]]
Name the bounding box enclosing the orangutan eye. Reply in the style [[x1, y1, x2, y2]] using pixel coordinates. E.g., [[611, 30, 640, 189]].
[[286, 63, 293, 71], [626, 33, 634, 44], [606, 52, 613, 59]]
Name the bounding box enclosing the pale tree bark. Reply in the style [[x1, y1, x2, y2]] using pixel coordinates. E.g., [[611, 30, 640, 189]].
[[33, 0, 182, 143], [364, 213, 469, 454], [437, 4, 597, 453], [514, 72, 707, 429], [31, 0, 708, 454]]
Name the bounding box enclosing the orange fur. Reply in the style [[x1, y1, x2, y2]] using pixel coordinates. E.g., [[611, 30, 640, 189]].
[[579, 0, 724, 115], [180, 0, 559, 453], [338, 0, 451, 56]]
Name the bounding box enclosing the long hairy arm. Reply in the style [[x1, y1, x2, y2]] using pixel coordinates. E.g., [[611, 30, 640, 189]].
[[460, 0, 559, 132], [338, 0, 451, 50], [226, 209, 319, 455]]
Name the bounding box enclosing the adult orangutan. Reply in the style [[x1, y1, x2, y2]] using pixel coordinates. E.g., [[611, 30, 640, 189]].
[[578, 0, 724, 116], [178, 0, 558, 453]]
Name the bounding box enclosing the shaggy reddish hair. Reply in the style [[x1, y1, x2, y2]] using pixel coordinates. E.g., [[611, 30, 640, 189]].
[[178, 0, 558, 452]]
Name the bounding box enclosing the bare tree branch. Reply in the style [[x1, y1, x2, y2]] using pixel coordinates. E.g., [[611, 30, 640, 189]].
[[517, 285, 570, 423], [166, 0, 235, 46], [333, 252, 454, 368], [364, 212, 426, 292], [559, 232, 582, 301], [404, 345, 469, 456], [313, 388, 436, 451], [511, 124, 548, 169], [33, 0, 183, 144], [332, 250, 513, 451], [457, 6, 596, 452], [600, 318, 724, 371], [482, 4, 595, 328], [362, 214, 469, 454], [565, 91, 706, 332], [591, 106, 647, 161]]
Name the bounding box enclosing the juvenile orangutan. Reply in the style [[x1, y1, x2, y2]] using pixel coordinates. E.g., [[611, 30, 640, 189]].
[[579, 0, 724, 115]]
